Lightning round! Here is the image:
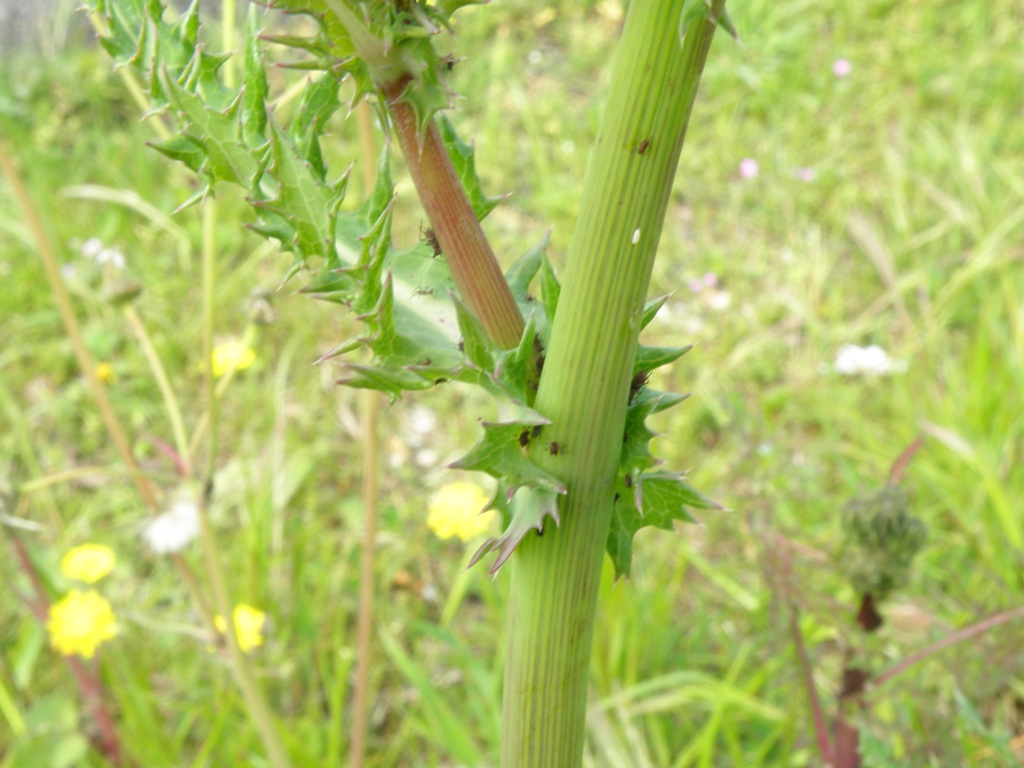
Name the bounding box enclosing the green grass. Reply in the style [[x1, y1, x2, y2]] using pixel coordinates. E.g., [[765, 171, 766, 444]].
[[3, 0, 1024, 766]]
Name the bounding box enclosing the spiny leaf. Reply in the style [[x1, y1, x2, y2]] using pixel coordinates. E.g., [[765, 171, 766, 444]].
[[633, 344, 693, 376], [620, 395, 662, 476], [641, 295, 670, 329], [433, 0, 488, 19], [607, 472, 717, 579], [493, 315, 541, 405], [454, 299, 494, 373], [437, 115, 507, 221], [451, 420, 565, 498], [469, 486, 560, 576], [242, 6, 269, 145], [159, 71, 260, 188], [288, 74, 343, 177], [540, 253, 561, 330], [504, 233, 545, 302], [254, 119, 346, 261], [266, 0, 357, 59], [679, 0, 739, 43]]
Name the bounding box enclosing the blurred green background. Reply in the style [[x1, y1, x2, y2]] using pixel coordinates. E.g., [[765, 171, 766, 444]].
[[2, 0, 1023, 765]]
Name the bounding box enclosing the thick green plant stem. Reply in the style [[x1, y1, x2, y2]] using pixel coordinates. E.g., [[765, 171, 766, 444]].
[[501, 2, 723, 765]]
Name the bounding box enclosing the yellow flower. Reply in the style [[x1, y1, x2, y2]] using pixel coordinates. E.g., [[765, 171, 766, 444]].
[[427, 481, 493, 542], [210, 340, 256, 378], [214, 604, 266, 653], [61, 544, 116, 584], [94, 362, 115, 383], [47, 589, 118, 659]]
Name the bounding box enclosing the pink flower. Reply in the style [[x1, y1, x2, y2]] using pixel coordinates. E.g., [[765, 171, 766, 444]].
[[796, 167, 816, 182], [738, 158, 759, 179], [832, 58, 852, 77]]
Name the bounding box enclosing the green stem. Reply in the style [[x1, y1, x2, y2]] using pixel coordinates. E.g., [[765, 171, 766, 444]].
[[124, 306, 192, 478], [501, 3, 723, 765], [197, 182, 291, 768]]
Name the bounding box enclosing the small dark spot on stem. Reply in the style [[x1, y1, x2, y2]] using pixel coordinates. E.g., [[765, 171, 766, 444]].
[[629, 370, 649, 404], [624, 474, 633, 488], [638, 139, 650, 155], [421, 225, 442, 257], [518, 429, 531, 448]]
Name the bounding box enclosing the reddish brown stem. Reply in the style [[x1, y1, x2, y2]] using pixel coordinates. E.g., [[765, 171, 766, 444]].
[[7, 530, 125, 766], [888, 435, 924, 484], [788, 606, 833, 765], [383, 80, 524, 349], [871, 604, 1024, 689]]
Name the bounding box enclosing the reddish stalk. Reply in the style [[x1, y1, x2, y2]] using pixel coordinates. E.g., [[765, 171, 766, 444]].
[[788, 606, 834, 764], [871, 604, 1024, 689], [382, 80, 524, 349]]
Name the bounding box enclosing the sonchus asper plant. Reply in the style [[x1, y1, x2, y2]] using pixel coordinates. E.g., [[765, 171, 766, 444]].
[[86, 0, 733, 764]]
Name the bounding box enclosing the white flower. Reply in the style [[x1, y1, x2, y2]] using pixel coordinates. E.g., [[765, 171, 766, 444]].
[[403, 406, 438, 446], [96, 247, 126, 270], [81, 238, 104, 259], [833, 344, 906, 376], [143, 500, 200, 554], [739, 158, 759, 179], [707, 291, 732, 311], [833, 58, 852, 78]]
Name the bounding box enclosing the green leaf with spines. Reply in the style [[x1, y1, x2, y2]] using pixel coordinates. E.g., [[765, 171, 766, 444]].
[[641, 295, 670, 329], [158, 71, 261, 190], [242, 6, 269, 145], [494, 315, 542, 405], [450, 420, 565, 499], [469, 486, 560, 576], [254, 118, 347, 261], [679, 0, 739, 43], [288, 74, 343, 176], [539, 253, 562, 331], [608, 471, 718, 579], [436, 115, 507, 221], [454, 299, 494, 373], [633, 344, 693, 375]]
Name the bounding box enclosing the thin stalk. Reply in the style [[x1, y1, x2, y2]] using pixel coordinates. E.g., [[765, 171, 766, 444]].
[[501, 3, 724, 765], [18, 466, 172, 494], [789, 606, 833, 765], [123, 306, 193, 478], [350, 100, 381, 768], [0, 136, 218, 632], [202, 201, 219, 487], [384, 81, 524, 349], [196, 501, 292, 768], [871, 604, 1024, 689], [0, 141, 159, 512], [196, 171, 292, 768], [187, 323, 257, 460]]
